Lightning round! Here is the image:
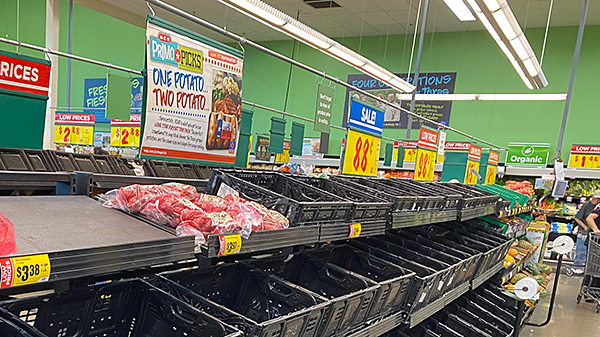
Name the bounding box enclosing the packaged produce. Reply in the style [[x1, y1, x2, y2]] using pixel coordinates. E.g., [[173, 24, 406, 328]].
[[0, 212, 16, 256], [102, 183, 289, 246], [103, 182, 199, 212]]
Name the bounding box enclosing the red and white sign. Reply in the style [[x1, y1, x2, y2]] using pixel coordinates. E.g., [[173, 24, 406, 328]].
[[0, 258, 14, 288], [111, 114, 142, 127], [445, 142, 471, 151], [417, 128, 439, 151], [55, 113, 95, 125], [398, 141, 417, 149], [488, 151, 500, 166], [0, 53, 51, 97], [570, 145, 600, 155], [468, 144, 482, 162]]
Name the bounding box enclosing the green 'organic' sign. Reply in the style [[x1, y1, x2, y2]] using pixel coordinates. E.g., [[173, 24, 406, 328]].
[[505, 142, 550, 167]]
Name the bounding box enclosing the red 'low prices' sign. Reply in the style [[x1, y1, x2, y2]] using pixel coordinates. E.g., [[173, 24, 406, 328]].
[[468, 144, 482, 162], [445, 142, 471, 151], [0, 53, 51, 97], [488, 151, 500, 166], [55, 113, 95, 125], [570, 145, 600, 154], [417, 128, 439, 151]]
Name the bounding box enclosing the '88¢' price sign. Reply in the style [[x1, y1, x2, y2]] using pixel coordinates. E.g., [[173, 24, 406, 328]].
[[342, 129, 381, 177]]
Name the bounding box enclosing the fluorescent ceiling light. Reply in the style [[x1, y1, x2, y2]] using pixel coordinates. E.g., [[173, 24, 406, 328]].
[[493, 11, 517, 40], [443, 0, 476, 21], [222, 0, 285, 26], [219, 0, 416, 93], [363, 64, 392, 81], [482, 0, 501, 12], [328, 46, 366, 67], [282, 23, 330, 49], [467, 0, 548, 89], [396, 94, 566, 101]]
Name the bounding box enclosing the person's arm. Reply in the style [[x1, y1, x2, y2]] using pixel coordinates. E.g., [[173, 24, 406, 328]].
[[586, 213, 600, 234], [574, 217, 588, 231]]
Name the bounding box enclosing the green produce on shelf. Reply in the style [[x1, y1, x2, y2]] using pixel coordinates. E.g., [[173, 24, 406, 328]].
[[538, 263, 553, 275], [510, 273, 527, 284], [525, 260, 540, 275], [533, 275, 548, 287]]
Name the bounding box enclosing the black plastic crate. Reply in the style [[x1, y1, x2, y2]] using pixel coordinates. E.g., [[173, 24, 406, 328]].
[[432, 311, 493, 337], [145, 160, 172, 177], [445, 303, 507, 337], [396, 230, 481, 286], [292, 176, 392, 222], [53, 152, 78, 172], [155, 263, 328, 337], [208, 170, 354, 226], [0, 148, 32, 171], [401, 180, 463, 209], [385, 325, 441, 337], [247, 254, 379, 336], [453, 298, 513, 335], [379, 179, 449, 211], [359, 237, 455, 300], [382, 232, 466, 291], [422, 318, 463, 337], [22, 149, 57, 172], [348, 240, 442, 314], [331, 176, 418, 212], [434, 183, 498, 208], [0, 307, 45, 337], [307, 244, 415, 319], [0, 279, 241, 337], [180, 163, 201, 179], [91, 154, 120, 174], [194, 165, 213, 179]]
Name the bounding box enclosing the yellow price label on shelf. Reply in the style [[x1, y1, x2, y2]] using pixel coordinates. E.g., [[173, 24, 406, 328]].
[[348, 223, 362, 238], [464, 159, 480, 185], [414, 148, 436, 181], [218, 234, 242, 256], [404, 148, 417, 162], [342, 129, 381, 177], [485, 165, 498, 184], [568, 154, 600, 169], [111, 127, 140, 147], [275, 150, 290, 163], [54, 125, 94, 145], [0, 254, 51, 288]]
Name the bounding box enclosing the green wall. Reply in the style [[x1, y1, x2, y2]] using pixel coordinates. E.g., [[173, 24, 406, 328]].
[[1, 0, 598, 161]]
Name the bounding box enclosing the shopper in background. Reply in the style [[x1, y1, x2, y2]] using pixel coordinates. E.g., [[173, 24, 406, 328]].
[[573, 190, 600, 274]]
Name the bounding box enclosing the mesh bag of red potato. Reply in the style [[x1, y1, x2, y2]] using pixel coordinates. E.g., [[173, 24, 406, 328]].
[[103, 183, 199, 213], [141, 195, 199, 227], [0, 212, 17, 256]]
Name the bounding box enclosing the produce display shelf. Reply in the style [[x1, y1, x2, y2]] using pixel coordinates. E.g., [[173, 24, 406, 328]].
[[471, 260, 505, 289], [430, 209, 459, 224], [200, 226, 321, 258], [77, 172, 208, 195], [497, 205, 534, 218], [390, 211, 434, 229], [0, 196, 195, 290], [0, 171, 74, 195], [498, 251, 535, 285], [346, 310, 406, 337], [318, 220, 387, 242], [459, 204, 496, 221], [408, 282, 471, 328]]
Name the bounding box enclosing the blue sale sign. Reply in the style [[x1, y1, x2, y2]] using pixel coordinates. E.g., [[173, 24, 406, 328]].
[[84, 77, 144, 122], [348, 99, 384, 137]]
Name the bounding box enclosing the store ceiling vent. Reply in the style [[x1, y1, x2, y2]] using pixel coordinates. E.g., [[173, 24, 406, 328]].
[[303, 0, 341, 9]]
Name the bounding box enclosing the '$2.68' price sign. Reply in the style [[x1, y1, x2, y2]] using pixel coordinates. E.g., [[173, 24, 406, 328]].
[[342, 129, 381, 177], [0, 254, 51, 288], [414, 148, 436, 181]]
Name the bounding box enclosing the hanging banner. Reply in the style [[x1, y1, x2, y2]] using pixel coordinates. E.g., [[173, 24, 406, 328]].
[[110, 114, 142, 147], [314, 84, 333, 133], [54, 112, 95, 145], [568, 145, 600, 169], [414, 128, 439, 181], [464, 144, 482, 185], [84, 77, 144, 123], [343, 72, 457, 129], [0, 52, 51, 97], [140, 18, 244, 165], [485, 150, 500, 184], [347, 99, 385, 136], [505, 142, 550, 167]]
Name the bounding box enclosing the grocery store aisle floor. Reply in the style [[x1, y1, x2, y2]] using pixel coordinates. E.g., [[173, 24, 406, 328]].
[[526, 274, 599, 337]]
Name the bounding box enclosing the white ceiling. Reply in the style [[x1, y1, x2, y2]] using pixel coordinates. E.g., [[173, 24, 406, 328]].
[[97, 0, 599, 42]]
